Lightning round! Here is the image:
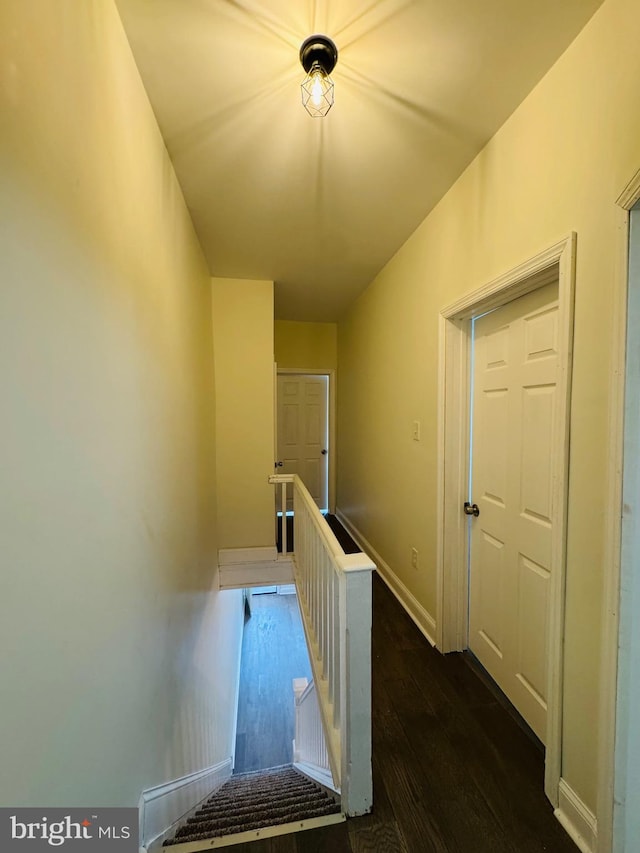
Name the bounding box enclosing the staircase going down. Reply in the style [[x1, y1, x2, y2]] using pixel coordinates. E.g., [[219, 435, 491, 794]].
[[162, 765, 343, 849]]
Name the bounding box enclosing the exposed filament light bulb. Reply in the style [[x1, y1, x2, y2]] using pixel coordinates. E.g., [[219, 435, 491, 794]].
[[299, 35, 338, 118], [311, 70, 324, 108]]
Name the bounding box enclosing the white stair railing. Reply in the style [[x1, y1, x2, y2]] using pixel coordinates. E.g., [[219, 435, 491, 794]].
[[269, 474, 375, 816]]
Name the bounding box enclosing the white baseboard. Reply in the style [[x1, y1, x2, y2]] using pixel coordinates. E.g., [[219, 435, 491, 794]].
[[294, 761, 340, 795], [219, 557, 294, 590], [554, 778, 598, 853], [139, 758, 232, 850], [218, 546, 278, 565], [335, 509, 437, 647]]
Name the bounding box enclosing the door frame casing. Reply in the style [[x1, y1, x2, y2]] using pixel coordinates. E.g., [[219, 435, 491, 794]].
[[435, 233, 577, 805], [596, 168, 640, 853], [276, 368, 336, 514]]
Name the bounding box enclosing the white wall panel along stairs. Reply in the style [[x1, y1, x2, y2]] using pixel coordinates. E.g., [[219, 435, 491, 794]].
[[293, 677, 336, 792]]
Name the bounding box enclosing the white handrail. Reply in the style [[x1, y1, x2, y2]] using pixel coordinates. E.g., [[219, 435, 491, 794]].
[[269, 474, 374, 816]]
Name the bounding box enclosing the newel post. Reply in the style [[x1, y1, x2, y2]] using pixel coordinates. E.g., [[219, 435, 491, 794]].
[[337, 553, 375, 816]]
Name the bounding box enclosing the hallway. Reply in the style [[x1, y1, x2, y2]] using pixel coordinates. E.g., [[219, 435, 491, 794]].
[[231, 573, 577, 853]]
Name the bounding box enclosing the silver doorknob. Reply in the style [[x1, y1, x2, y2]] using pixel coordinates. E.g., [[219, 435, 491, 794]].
[[464, 501, 480, 517], [275, 461, 283, 468]]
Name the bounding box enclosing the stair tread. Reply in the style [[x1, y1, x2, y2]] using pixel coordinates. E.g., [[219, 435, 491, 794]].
[[186, 793, 334, 827], [214, 774, 317, 792], [165, 801, 341, 844], [200, 779, 320, 807], [195, 789, 331, 818], [222, 768, 305, 788]]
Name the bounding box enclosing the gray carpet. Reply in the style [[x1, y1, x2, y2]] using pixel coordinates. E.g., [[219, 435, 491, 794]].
[[163, 765, 340, 846]]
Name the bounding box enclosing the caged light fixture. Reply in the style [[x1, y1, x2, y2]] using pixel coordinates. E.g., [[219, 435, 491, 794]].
[[299, 35, 338, 117]]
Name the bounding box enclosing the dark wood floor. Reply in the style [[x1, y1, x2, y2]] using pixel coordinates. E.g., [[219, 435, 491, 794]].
[[231, 572, 578, 853], [234, 591, 312, 773]]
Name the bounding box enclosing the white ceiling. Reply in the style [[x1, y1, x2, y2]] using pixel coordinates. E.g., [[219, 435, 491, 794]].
[[115, 0, 603, 321]]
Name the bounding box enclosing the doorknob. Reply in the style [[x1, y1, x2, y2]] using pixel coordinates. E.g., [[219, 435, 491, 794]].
[[464, 501, 480, 517], [274, 461, 283, 468], [321, 449, 328, 455]]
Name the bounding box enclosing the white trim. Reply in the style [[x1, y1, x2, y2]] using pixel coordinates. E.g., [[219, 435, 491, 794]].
[[555, 778, 598, 853], [293, 761, 339, 793], [435, 308, 472, 652], [596, 203, 630, 853], [596, 174, 640, 853], [218, 546, 277, 565], [219, 556, 294, 590], [435, 312, 447, 651], [276, 368, 337, 514], [139, 758, 232, 850], [616, 167, 640, 211], [153, 812, 345, 853], [436, 233, 577, 806], [335, 508, 437, 647], [442, 251, 563, 319]]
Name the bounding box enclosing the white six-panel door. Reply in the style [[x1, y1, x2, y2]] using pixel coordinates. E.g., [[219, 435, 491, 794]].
[[277, 374, 329, 511], [469, 281, 559, 742]]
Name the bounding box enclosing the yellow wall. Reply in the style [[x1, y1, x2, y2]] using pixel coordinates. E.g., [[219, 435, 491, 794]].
[[274, 320, 338, 370], [0, 0, 244, 807], [338, 0, 640, 814], [213, 278, 275, 549]]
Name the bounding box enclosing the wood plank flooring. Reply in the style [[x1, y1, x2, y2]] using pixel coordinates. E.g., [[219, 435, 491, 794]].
[[234, 591, 312, 773], [231, 572, 578, 852]]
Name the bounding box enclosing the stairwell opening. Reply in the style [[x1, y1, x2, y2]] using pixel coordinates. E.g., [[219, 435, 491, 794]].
[[234, 587, 312, 773]]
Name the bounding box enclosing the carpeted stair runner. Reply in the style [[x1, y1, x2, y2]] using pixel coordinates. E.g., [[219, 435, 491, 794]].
[[163, 765, 341, 846]]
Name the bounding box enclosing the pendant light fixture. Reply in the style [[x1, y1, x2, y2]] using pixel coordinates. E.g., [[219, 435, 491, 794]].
[[299, 35, 338, 117]]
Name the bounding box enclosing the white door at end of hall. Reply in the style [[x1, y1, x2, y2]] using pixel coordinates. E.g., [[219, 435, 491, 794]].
[[277, 374, 329, 511], [469, 281, 559, 743]]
